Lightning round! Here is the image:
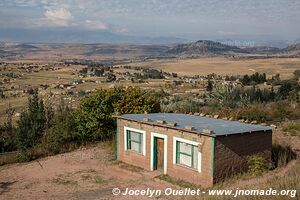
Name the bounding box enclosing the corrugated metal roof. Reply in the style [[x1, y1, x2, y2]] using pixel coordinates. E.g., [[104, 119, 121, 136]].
[[116, 113, 272, 136]]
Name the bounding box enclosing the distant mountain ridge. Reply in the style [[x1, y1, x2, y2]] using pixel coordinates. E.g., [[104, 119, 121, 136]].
[[283, 43, 300, 56], [284, 43, 300, 51], [1, 40, 300, 60], [166, 40, 243, 57], [167, 40, 300, 57]]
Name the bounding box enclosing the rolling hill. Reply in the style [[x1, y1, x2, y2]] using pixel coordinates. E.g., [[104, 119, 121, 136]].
[[166, 40, 300, 58], [166, 40, 243, 57], [284, 43, 300, 53]]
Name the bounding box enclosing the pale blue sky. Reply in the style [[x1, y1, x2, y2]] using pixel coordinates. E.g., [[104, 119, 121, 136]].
[[0, 0, 299, 43]]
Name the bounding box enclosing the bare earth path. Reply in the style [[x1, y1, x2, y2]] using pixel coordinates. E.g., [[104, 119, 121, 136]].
[[0, 146, 180, 200]]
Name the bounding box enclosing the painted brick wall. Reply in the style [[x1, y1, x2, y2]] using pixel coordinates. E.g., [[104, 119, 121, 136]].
[[117, 119, 151, 170], [213, 130, 272, 183], [117, 119, 214, 187]]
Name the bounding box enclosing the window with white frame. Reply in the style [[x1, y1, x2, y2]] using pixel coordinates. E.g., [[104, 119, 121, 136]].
[[176, 141, 198, 169], [174, 137, 200, 171], [126, 130, 143, 153], [124, 127, 145, 155]]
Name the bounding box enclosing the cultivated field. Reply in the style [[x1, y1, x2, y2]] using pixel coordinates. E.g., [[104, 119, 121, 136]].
[[130, 57, 300, 79], [1, 56, 299, 123], [0, 62, 169, 123]]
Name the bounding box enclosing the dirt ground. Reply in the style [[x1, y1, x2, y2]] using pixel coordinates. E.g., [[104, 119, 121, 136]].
[[0, 129, 299, 200], [0, 146, 183, 200]]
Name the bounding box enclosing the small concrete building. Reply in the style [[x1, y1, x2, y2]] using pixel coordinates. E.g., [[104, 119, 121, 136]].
[[114, 113, 272, 187]]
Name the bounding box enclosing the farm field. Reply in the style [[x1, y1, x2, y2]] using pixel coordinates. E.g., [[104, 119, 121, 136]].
[[1, 56, 300, 124], [130, 57, 300, 79], [0, 62, 170, 123]]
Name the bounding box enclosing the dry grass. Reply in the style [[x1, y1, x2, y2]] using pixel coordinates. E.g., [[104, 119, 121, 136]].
[[130, 57, 300, 79], [282, 121, 300, 136]]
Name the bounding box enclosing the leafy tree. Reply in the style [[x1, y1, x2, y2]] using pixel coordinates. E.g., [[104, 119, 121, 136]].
[[241, 72, 266, 85], [206, 79, 213, 92], [0, 105, 16, 152], [74, 88, 122, 142], [241, 74, 250, 85], [42, 100, 77, 154], [16, 89, 47, 149], [115, 87, 161, 114], [293, 69, 300, 78], [277, 80, 300, 99], [0, 89, 5, 99], [74, 87, 161, 142]]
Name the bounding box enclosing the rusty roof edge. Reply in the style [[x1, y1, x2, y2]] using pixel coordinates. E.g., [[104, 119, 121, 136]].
[[113, 115, 216, 137]]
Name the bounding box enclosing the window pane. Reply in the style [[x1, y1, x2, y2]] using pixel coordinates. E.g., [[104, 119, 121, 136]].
[[130, 131, 141, 142], [179, 154, 192, 167], [131, 141, 141, 153], [179, 142, 192, 155], [176, 141, 198, 169], [193, 146, 198, 169], [126, 130, 143, 154]]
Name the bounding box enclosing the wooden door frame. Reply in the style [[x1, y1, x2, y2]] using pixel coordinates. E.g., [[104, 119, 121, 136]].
[[150, 132, 168, 174]]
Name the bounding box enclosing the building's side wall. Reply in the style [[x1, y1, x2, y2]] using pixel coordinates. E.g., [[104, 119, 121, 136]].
[[117, 119, 214, 187], [213, 131, 272, 183]]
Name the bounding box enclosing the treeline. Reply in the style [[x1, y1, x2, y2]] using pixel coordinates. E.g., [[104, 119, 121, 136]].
[[240, 72, 267, 85], [212, 79, 300, 107], [0, 87, 161, 157], [234, 70, 300, 86], [162, 76, 300, 122]]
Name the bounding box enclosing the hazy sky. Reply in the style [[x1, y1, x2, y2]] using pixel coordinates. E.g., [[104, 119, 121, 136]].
[[0, 0, 300, 42]]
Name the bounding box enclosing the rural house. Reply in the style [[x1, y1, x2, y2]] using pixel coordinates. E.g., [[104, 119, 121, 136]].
[[114, 113, 272, 187]]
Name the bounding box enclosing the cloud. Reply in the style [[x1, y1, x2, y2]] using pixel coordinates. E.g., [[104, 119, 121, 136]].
[[44, 8, 73, 26], [1, 0, 300, 40], [83, 20, 108, 30]]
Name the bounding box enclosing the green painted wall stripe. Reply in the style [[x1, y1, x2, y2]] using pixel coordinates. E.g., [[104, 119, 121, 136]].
[[116, 121, 119, 160], [153, 137, 157, 170], [211, 137, 215, 177]]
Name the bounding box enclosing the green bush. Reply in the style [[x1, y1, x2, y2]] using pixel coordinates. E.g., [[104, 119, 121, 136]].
[[40, 99, 80, 154], [247, 154, 268, 176], [15, 151, 31, 162], [114, 87, 161, 114]]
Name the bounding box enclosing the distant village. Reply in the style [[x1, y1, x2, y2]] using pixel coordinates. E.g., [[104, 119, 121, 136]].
[[0, 61, 244, 97], [0, 61, 249, 101]]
